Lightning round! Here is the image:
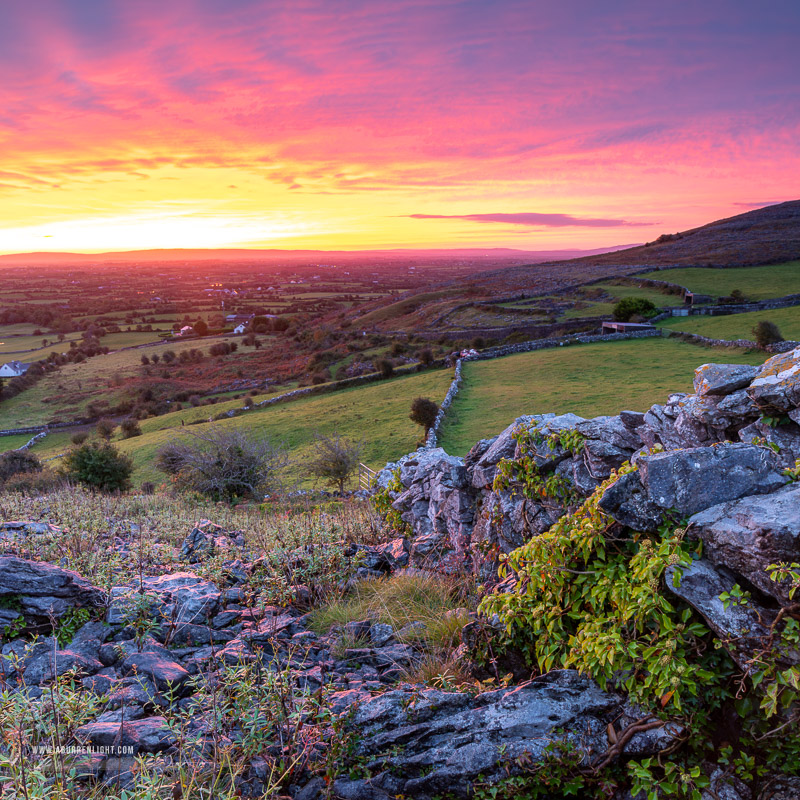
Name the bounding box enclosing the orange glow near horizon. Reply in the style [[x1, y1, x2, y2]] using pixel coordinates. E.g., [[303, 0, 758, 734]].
[[0, 1, 798, 255]]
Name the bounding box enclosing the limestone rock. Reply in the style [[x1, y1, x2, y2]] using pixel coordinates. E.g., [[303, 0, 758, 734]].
[[693, 363, 759, 397], [687, 483, 800, 605], [599, 444, 788, 531], [747, 347, 800, 413], [346, 670, 681, 799], [0, 556, 107, 629]]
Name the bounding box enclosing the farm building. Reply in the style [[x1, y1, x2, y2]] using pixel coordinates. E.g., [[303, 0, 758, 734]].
[[0, 360, 30, 377]]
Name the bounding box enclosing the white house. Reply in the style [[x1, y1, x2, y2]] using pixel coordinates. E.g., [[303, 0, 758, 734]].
[[177, 325, 194, 337], [0, 360, 30, 378], [233, 322, 248, 334]]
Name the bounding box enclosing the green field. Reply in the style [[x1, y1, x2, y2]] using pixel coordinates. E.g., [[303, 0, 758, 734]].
[[636, 261, 800, 301], [658, 305, 800, 341], [29, 368, 452, 488], [0, 434, 36, 453], [438, 338, 766, 455]]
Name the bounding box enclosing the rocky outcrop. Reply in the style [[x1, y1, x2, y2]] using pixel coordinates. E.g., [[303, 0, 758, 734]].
[[332, 670, 680, 799]]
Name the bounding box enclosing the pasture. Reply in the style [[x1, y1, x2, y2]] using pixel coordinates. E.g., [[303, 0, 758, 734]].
[[437, 337, 766, 456]]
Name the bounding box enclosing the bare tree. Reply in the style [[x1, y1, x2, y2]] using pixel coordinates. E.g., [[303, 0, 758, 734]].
[[156, 426, 288, 501], [306, 432, 362, 494]]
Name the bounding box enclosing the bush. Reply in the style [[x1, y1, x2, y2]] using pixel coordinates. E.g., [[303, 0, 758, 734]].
[[612, 297, 657, 322], [306, 432, 362, 494], [70, 432, 89, 446], [752, 320, 784, 347], [418, 348, 434, 367], [409, 396, 440, 434], [376, 358, 394, 378], [155, 427, 288, 502], [62, 442, 133, 493], [3, 467, 64, 494], [119, 418, 142, 438], [95, 418, 116, 440], [0, 449, 42, 484]]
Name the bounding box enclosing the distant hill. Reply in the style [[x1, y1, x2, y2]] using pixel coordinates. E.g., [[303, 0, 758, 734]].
[[568, 200, 800, 268], [0, 245, 634, 266]]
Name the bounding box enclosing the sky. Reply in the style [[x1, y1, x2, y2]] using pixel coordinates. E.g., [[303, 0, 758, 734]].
[[0, 0, 798, 254]]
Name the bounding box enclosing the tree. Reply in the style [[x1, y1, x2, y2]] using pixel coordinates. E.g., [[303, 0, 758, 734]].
[[193, 319, 208, 337], [95, 418, 117, 440], [377, 358, 394, 378], [306, 432, 362, 494], [120, 418, 142, 438], [409, 396, 440, 435], [62, 442, 133, 493], [612, 297, 657, 322], [752, 320, 784, 348], [418, 348, 434, 367], [155, 427, 288, 501]]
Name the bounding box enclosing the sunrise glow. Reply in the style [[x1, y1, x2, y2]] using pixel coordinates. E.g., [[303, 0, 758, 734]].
[[1, 0, 798, 253]]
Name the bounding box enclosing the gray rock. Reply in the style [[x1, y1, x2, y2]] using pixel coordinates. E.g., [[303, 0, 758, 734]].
[[665, 559, 789, 671], [348, 671, 680, 798], [693, 363, 759, 397], [121, 651, 192, 695], [109, 573, 221, 628], [21, 639, 104, 685], [372, 538, 410, 571], [0, 557, 107, 628], [739, 419, 800, 466], [687, 483, 800, 605], [369, 623, 394, 647], [747, 347, 800, 413], [74, 715, 176, 753], [600, 444, 788, 531]]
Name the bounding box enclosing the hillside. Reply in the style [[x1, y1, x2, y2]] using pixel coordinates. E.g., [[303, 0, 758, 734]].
[[568, 199, 800, 268]]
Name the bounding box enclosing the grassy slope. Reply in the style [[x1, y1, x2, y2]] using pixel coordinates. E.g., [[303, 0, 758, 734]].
[[635, 261, 800, 300], [104, 368, 452, 487], [438, 338, 766, 456], [658, 305, 800, 341]]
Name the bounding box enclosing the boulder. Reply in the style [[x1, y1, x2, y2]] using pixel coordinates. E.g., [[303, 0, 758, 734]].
[[665, 559, 790, 672], [121, 651, 193, 695], [599, 444, 788, 531], [693, 363, 759, 397], [747, 347, 800, 413], [0, 557, 107, 629], [687, 483, 800, 605], [109, 572, 221, 628]]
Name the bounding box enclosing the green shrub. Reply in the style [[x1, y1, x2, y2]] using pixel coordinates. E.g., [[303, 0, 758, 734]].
[[62, 441, 133, 493], [612, 297, 658, 322], [119, 417, 142, 438], [409, 396, 440, 434], [306, 432, 362, 494], [752, 320, 784, 347]]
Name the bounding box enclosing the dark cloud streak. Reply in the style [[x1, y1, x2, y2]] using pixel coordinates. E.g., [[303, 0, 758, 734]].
[[408, 213, 653, 228]]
